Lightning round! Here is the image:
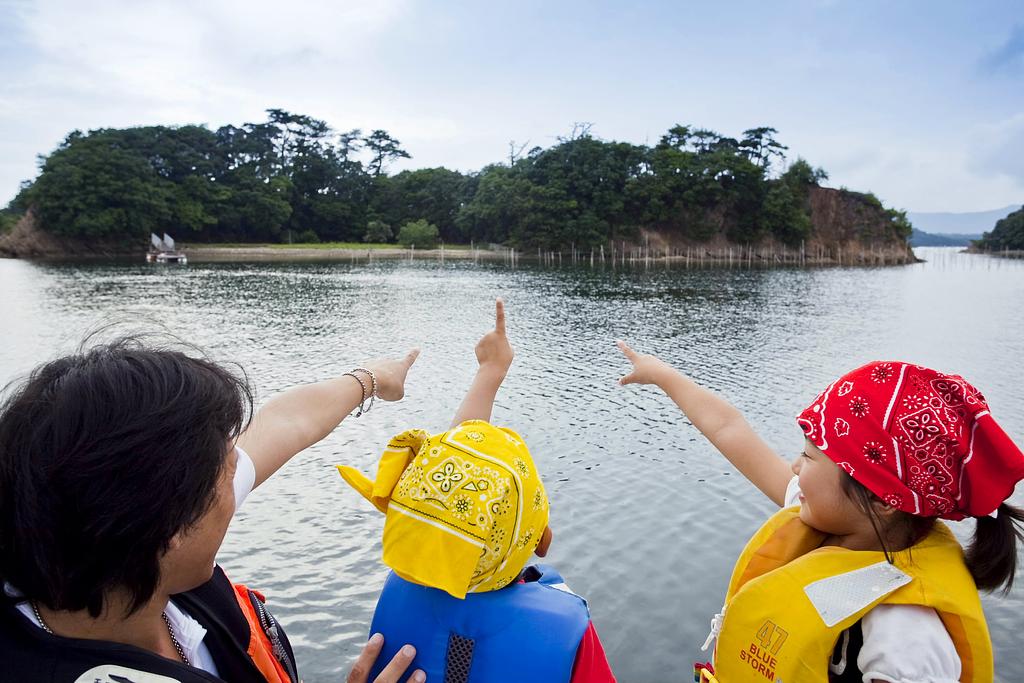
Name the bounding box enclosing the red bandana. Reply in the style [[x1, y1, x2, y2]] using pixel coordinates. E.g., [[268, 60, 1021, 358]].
[[797, 361, 1024, 520]]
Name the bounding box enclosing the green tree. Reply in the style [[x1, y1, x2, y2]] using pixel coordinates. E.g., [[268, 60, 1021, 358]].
[[215, 122, 279, 180], [886, 209, 913, 241], [364, 220, 393, 242], [757, 157, 825, 245], [295, 229, 320, 243], [762, 182, 811, 246], [213, 175, 293, 242], [658, 124, 692, 151], [364, 130, 411, 177], [265, 108, 331, 174], [456, 165, 534, 245], [781, 158, 828, 186], [24, 129, 175, 242], [396, 219, 439, 248], [0, 209, 19, 234], [513, 135, 648, 248], [739, 127, 788, 172], [975, 206, 1024, 251], [370, 168, 471, 242]]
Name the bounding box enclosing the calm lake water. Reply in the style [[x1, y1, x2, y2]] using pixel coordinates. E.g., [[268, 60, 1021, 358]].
[[1, 247, 1023, 682]]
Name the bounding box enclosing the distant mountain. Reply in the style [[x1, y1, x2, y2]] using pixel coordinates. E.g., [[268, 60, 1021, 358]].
[[907, 205, 1020, 235], [909, 228, 981, 247]]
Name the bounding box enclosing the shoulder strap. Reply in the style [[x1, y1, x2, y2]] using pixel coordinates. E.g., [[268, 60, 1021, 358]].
[[175, 566, 291, 683]]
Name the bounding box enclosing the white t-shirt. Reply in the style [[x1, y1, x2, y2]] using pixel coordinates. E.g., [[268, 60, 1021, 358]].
[[784, 476, 961, 683], [8, 445, 257, 675]]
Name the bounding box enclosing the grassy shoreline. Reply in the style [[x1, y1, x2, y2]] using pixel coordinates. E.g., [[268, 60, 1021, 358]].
[[182, 242, 497, 262], [196, 241, 475, 250]]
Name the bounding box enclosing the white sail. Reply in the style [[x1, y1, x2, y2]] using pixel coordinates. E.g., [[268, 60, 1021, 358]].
[[151, 233, 163, 250], [162, 233, 175, 251]]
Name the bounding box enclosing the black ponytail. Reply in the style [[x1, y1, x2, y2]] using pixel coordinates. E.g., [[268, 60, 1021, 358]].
[[965, 503, 1024, 594]]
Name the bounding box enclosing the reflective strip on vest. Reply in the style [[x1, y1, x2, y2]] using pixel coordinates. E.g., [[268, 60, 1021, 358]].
[[803, 561, 912, 627]]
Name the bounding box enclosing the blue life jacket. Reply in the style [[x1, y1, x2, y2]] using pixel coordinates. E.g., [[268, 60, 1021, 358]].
[[368, 564, 591, 683]]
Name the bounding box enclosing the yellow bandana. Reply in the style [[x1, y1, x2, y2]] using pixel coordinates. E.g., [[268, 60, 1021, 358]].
[[338, 420, 549, 600]]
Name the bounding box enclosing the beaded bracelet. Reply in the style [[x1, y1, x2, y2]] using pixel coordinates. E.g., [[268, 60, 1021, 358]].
[[353, 367, 377, 416], [343, 368, 378, 417], [342, 372, 368, 416]]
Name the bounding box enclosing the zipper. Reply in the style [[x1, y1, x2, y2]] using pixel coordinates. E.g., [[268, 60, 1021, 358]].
[[248, 590, 299, 683]]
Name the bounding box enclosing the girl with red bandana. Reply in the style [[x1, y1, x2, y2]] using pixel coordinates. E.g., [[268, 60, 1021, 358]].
[[617, 344, 1024, 683]]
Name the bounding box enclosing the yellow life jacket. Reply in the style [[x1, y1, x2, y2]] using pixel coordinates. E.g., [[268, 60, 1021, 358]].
[[703, 506, 992, 683]]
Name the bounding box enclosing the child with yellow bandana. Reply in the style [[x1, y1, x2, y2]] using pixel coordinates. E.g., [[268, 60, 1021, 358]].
[[339, 299, 615, 683]]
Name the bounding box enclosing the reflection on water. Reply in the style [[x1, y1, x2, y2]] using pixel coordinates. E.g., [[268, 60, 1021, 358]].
[[2, 247, 1023, 681]]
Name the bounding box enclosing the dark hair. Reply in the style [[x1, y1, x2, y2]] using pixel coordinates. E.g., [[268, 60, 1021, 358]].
[[0, 334, 253, 617], [839, 474, 935, 563], [840, 474, 1024, 593], [964, 503, 1024, 594]]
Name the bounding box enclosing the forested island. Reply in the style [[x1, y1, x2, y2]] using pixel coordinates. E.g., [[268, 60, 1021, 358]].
[[972, 206, 1024, 254], [0, 110, 916, 260]]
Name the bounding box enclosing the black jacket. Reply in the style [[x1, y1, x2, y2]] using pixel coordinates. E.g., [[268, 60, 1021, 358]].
[[0, 566, 298, 682]]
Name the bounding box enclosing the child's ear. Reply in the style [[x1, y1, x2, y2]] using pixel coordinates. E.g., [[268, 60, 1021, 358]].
[[535, 526, 553, 557], [870, 497, 899, 519]]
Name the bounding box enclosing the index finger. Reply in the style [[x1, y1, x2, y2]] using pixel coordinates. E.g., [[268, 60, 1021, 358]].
[[495, 298, 506, 335], [616, 339, 638, 361], [404, 348, 421, 368], [374, 644, 420, 683]]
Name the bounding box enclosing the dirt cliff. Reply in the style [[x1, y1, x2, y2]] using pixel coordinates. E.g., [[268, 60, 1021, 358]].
[[0, 211, 140, 259], [806, 186, 915, 262]]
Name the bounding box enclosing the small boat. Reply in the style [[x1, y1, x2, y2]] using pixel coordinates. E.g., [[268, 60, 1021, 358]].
[[146, 233, 188, 264]]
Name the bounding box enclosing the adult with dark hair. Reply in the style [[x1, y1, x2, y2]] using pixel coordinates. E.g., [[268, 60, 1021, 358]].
[[0, 335, 427, 683]]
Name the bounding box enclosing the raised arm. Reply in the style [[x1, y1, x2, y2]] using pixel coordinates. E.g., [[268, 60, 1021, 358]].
[[237, 349, 420, 488], [617, 341, 792, 506], [450, 298, 514, 428]]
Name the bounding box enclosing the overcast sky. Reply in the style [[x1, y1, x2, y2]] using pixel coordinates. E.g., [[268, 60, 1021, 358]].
[[1, 0, 1022, 213]]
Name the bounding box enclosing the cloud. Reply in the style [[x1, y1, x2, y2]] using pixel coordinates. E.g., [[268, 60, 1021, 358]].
[[811, 132, 1024, 213], [10, 0, 411, 107], [1, 1, 1022, 212], [969, 113, 1024, 181], [0, 0, 417, 199], [980, 24, 1024, 75]]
